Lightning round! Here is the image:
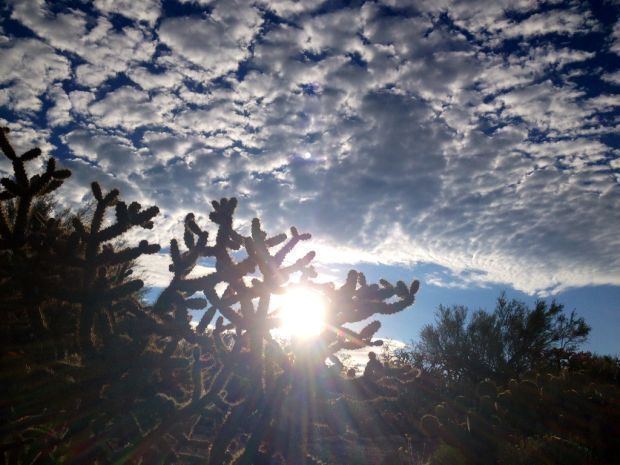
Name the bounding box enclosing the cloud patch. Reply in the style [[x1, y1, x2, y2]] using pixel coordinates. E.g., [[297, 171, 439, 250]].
[[0, 0, 618, 296], [159, 1, 262, 79]]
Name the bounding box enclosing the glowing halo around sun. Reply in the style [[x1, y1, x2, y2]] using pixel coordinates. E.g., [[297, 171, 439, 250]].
[[277, 287, 327, 339]]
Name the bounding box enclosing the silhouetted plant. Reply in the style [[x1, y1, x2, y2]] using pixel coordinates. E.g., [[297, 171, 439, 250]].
[[3, 127, 617, 465], [411, 294, 591, 385], [0, 128, 420, 465]]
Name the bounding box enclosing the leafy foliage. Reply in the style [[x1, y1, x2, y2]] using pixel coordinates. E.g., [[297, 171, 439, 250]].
[[412, 294, 591, 384], [389, 300, 618, 465]]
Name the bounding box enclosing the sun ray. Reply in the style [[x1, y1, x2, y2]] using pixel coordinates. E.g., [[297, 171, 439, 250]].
[[277, 287, 326, 339]]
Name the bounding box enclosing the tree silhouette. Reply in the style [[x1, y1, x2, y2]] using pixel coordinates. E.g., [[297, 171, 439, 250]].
[[413, 294, 590, 384]]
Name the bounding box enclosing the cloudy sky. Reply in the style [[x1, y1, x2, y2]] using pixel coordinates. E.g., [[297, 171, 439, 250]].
[[1, 0, 619, 353]]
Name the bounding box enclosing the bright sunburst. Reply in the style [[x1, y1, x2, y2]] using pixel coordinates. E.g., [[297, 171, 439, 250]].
[[277, 287, 326, 339]]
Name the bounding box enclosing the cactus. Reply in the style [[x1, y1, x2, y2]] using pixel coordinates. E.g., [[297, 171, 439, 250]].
[[0, 130, 420, 465]]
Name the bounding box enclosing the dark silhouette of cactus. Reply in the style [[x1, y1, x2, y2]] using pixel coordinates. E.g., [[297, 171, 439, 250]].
[[151, 199, 421, 464], [0, 128, 70, 247], [0, 129, 420, 465]]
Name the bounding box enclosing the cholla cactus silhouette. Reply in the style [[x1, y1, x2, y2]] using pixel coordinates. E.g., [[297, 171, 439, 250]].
[[0, 127, 71, 246], [149, 197, 420, 464], [0, 129, 187, 464], [0, 129, 420, 465]]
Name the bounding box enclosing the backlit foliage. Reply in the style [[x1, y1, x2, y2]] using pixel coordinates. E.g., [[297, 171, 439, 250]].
[[0, 128, 419, 464], [2, 127, 619, 465]]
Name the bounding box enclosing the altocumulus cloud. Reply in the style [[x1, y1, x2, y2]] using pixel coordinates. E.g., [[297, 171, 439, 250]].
[[0, 0, 619, 295]]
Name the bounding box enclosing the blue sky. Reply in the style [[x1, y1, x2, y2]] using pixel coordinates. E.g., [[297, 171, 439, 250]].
[[1, 0, 619, 354]]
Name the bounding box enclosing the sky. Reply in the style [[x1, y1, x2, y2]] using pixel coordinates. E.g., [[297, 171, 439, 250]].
[[1, 0, 619, 355]]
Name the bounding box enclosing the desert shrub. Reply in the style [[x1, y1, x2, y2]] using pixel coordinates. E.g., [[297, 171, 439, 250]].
[[411, 295, 590, 385]]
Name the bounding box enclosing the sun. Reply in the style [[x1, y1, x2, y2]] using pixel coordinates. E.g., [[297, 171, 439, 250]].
[[277, 287, 327, 339]]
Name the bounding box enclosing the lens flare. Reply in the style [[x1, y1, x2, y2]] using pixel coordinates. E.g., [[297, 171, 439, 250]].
[[278, 287, 326, 339]]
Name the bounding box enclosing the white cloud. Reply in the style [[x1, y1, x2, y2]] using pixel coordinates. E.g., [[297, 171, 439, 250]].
[[494, 81, 591, 134], [1, 0, 619, 297], [126, 66, 183, 91], [94, 0, 161, 26], [10, 1, 156, 88], [73, 18, 157, 87], [62, 128, 145, 173], [0, 38, 70, 112], [46, 84, 72, 127], [296, 8, 364, 54], [141, 131, 196, 162], [136, 252, 216, 288], [495, 8, 596, 39], [414, 0, 538, 36], [68, 90, 96, 114], [158, 0, 262, 78], [602, 69, 620, 86], [88, 86, 175, 130], [526, 46, 594, 69], [9, 0, 88, 52], [257, 0, 324, 17], [609, 20, 620, 55]]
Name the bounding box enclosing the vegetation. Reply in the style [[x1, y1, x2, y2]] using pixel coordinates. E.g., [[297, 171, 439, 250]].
[[393, 299, 619, 465], [411, 296, 591, 384], [0, 127, 419, 464], [1, 127, 619, 464]]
